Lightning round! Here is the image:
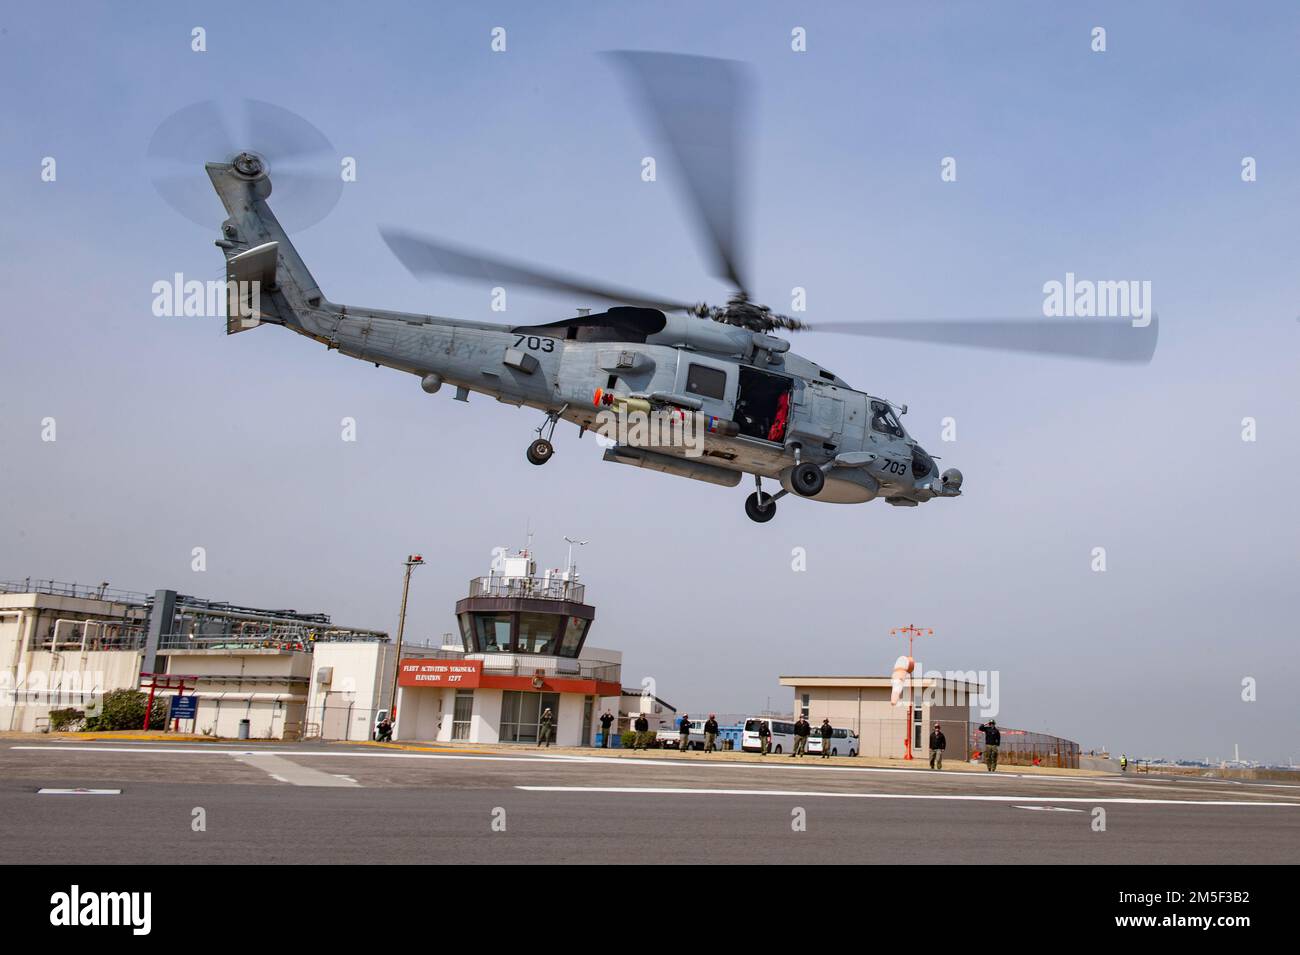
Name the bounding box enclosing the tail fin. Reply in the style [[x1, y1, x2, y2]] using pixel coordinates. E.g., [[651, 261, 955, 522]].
[[206, 160, 330, 337]]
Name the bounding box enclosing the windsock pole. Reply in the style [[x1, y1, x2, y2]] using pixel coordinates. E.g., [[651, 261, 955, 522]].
[[889, 624, 933, 760]]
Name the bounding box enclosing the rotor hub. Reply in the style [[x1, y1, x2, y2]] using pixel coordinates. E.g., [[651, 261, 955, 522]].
[[232, 151, 266, 178]]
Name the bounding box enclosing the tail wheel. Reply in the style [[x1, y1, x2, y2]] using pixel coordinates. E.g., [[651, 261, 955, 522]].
[[526, 438, 554, 465], [791, 462, 825, 497], [745, 491, 777, 523]]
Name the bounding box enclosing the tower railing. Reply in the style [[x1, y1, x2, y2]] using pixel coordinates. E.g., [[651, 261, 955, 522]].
[[467, 576, 585, 603]]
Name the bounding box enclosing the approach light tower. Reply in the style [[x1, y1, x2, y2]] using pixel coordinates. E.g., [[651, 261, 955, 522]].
[[889, 624, 932, 760], [389, 553, 425, 718]]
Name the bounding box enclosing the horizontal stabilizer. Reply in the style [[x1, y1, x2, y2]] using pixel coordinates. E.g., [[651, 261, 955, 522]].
[[225, 241, 278, 334]]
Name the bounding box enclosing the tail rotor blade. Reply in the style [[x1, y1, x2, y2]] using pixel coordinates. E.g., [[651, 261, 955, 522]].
[[146, 99, 342, 232]]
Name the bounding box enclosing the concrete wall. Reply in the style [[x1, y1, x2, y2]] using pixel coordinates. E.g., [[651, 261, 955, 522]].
[[394, 684, 445, 741], [161, 649, 312, 739], [0, 647, 145, 732], [305, 641, 392, 741], [1, 594, 150, 732]]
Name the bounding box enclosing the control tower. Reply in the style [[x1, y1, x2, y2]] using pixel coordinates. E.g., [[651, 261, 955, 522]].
[[393, 545, 621, 745]]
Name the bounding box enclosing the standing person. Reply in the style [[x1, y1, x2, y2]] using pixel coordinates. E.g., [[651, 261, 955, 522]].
[[599, 710, 615, 748], [678, 713, 692, 753], [929, 723, 947, 770], [978, 719, 1001, 771], [792, 715, 810, 757], [819, 718, 834, 758], [758, 719, 772, 755], [538, 707, 554, 748], [1120, 753, 1128, 773], [703, 713, 719, 753], [633, 713, 649, 750]]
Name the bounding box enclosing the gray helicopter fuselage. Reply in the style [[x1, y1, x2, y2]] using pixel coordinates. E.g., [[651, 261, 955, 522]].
[[208, 160, 961, 510], [325, 305, 942, 505]]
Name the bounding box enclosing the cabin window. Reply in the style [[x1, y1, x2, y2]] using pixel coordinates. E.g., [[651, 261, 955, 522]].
[[685, 363, 727, 400]]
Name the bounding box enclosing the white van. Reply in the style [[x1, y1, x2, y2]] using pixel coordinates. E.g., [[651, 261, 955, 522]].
[[807, 726, 859, 757], [742, 717, 797, 754]]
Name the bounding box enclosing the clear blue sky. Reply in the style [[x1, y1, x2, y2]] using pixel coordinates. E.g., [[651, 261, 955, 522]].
[[1, 2, 1297, 762]]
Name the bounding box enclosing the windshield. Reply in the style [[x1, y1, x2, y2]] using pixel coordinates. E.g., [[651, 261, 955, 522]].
[[870, 400, 905, 438]]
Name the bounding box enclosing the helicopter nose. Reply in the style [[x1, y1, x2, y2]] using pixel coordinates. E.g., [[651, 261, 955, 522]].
[[941, 468, 963, 491]]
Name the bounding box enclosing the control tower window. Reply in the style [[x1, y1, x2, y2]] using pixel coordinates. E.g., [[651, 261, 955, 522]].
[[474, 613, 513, 652], [560, 616, 589, 656], [685, 363, 727, 400], [517, 613, 561, 654], [870, 401, 904, 438]]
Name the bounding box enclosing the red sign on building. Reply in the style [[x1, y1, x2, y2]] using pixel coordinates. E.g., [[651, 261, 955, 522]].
[[398, 659, 483, 687]]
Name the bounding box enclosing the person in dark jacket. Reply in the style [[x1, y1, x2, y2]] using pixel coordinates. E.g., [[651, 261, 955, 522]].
[[703, 714, 720, 752], [978, 719, 1001, 771], [929, 723, 947, 770], [757, 719, 772, 755], [538, 707, 554, 747], [678, 714, 692, 752], [818, 718, 833, 758], [792, 717, 811, 757], [599, 710, 615, 748], [633, 714, 650, 750]]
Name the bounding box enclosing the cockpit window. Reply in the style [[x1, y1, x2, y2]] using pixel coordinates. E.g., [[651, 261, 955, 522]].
[[870, 401, 904, 438]]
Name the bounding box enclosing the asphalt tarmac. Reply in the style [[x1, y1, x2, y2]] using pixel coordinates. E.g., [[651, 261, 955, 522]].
[[3, 740, 1297, 864]]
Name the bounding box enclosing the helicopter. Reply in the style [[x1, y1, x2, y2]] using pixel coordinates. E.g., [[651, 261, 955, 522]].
[[160, 54, 1156, 523]]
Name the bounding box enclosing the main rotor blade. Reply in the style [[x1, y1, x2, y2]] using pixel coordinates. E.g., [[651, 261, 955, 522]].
[[380, 227, 696, 313], [608, 51, 751, 295], [809, 316, 1159, 364]]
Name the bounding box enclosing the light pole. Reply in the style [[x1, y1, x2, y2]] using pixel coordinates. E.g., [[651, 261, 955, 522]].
[[389, 553, 425, 724], [889, 624, 932, 760], [563, 536, 588, 580]]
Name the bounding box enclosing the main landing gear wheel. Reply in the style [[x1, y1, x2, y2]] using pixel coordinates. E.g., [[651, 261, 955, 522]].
[[745, 491, 776, 523], [526, 438, 554, 466], [791, 461, 825, 497]]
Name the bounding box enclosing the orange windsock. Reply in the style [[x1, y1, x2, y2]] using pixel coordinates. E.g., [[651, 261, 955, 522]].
[[890, 655, 915, 706]]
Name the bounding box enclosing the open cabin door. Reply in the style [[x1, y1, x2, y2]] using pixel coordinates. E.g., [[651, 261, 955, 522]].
[[735, 366, 795, 443]]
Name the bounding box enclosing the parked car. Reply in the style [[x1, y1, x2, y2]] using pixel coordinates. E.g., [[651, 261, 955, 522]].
[[807, 726, 859, 757], [656, 717, 713, 750]]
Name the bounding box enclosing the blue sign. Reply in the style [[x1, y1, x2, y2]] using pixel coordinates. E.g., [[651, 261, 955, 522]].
[[169, 695, 198, 720]]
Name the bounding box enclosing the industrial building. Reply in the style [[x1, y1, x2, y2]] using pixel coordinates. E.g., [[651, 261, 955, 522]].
[[0, 578, 390, 739]]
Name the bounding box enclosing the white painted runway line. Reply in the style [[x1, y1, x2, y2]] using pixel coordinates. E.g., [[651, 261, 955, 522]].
[[232, 753, 361, 788], [36, 788, 121, 795], [516, 785, 1300, 808], [1015, 805, 1084, 812]]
